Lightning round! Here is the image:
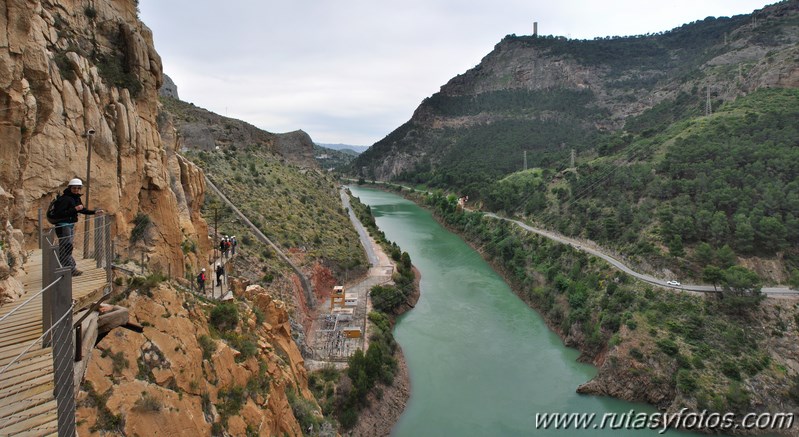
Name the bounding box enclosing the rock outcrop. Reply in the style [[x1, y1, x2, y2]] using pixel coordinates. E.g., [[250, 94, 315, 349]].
[[160, 96, 319, 170], [1, 1, 322, 433], [159, 73, 179, 100], [79, 282, 317, 436], [0, 0, 210, 283]]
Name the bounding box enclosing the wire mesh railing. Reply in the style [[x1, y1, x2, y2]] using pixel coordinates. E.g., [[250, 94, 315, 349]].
[[0, 265, 74, 436], [43, 214, 114, 281], [0, 213, 113, 436], [0, 292, 73, 435]]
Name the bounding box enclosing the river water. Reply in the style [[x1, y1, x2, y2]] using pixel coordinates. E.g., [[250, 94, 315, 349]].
[[348, 186, 701, 437]]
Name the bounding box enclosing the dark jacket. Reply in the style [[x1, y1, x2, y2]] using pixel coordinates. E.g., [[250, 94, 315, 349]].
[[51, 188, 97, 224]]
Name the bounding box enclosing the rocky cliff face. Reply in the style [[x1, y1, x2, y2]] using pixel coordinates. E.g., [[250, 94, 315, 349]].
[[1, 1, 323, 433], [78, 281, 318, 436], [0, 0, 209, 299], [159, 73, 179, 100]]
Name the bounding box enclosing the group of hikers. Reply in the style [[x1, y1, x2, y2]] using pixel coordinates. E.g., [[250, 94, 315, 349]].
[[220, 235, 237, 258], [196, 262, 227, 294], [196, 235, 238, 294], [49, 177, 237, 297]]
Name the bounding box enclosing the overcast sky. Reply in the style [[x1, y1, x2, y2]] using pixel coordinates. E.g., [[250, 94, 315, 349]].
[[139, 0, 773, 146]]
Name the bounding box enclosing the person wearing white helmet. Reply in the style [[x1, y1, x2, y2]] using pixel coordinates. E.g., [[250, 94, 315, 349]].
[[50, 178, 104, 276], [197, 268, 207, 293]]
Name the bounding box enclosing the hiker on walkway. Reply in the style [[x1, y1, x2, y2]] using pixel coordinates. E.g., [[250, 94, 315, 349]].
[[215, 263, 224, 287], [50, 178, 103, 276], [231, 236, 237, 255], [197, 268, 207, 292]]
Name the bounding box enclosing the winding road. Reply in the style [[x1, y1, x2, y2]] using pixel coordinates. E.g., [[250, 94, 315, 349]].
[[483, 213, 798, 297], [340, 187, 379, 267], [343, 180, 797, 297]]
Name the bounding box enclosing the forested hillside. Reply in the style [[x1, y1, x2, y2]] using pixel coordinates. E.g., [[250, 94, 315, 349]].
[[350, 1, 799, 282], [492, 88, 799, 283]]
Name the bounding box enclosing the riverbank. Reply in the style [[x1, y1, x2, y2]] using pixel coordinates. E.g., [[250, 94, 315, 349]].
[[352, 183, 799, 436], [424, 197, 799, 435], [335, 188, 421, 436], [346, 330, 412, 437]]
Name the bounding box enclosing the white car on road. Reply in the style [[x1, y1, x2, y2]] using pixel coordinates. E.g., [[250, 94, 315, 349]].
[[666, 280, 681, 286]]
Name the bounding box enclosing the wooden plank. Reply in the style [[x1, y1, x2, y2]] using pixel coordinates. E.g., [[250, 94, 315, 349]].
[[0, 407, 57, 435], [0, 375, 55, 406], [0, 365, 53, 392], [0, 303, 42, 318], [0, 388, 54, 419], [0, 398, 57, 428], [0, 331, 42, 349], [0, 312, 43, 329], [0, 319, 42, 336], [0, 247, 111, 437], [0, 355, 51, 386], [0, 303, 43, 318], [0, 346, 51, 367]]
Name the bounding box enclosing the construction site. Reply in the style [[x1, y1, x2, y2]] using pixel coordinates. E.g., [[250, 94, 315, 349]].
[[309, 269, 394, 363]]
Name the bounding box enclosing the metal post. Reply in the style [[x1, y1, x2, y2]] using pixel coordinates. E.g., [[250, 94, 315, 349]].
[[83, 129, 94, 257], [42, 241, 56, 346], [106, 216, 113, 283], [214, 206, 218, 262], [38, 208, 43, 248], [51, 266, 75, 436], [75, 324, 82, 362], [95, 215, 102, 268]]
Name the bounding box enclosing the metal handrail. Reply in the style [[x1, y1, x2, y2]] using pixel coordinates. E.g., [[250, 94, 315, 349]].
[[0, 301, 74, 376], [0, 276, 62, 325]]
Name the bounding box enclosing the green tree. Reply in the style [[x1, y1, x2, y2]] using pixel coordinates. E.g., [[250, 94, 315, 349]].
[[716, 244, 736, 268], [717, 266, 763, 314], [733, 214, 754, 253], [722, 266, 762, 297], [788, 269, 799, 291], [756, 216, 787, 252], [702, 266, 724, 293], [693, 242, 714, 265], [668, 235, 684, 258], [709, 211, 729, 245]]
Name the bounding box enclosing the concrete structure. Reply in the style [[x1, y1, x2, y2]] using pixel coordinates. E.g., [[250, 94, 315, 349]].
[[331, 285, 345, 309]]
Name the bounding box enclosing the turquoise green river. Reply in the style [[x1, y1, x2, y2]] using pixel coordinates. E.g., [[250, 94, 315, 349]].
[[348, 186, 704, 437]]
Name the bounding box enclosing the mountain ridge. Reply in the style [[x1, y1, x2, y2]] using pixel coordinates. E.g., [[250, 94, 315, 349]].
[[352, 0, 798, 187]]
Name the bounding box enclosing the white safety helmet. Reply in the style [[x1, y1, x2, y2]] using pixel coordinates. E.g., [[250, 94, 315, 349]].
[[68, 178, 83, 187], [201, 268, 206, 272]]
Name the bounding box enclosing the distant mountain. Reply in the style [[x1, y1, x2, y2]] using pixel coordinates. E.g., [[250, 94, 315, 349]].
[[352, 1, 798, 190], [160, 97, 318, 169], [348, 1, 799, 282], [313, 143, 359, 170], [317, 143, 369, 154]]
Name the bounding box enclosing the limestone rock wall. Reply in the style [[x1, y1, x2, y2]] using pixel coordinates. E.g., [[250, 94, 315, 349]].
[[80, 282, 317, 436], [0, 0, 209, 280]]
